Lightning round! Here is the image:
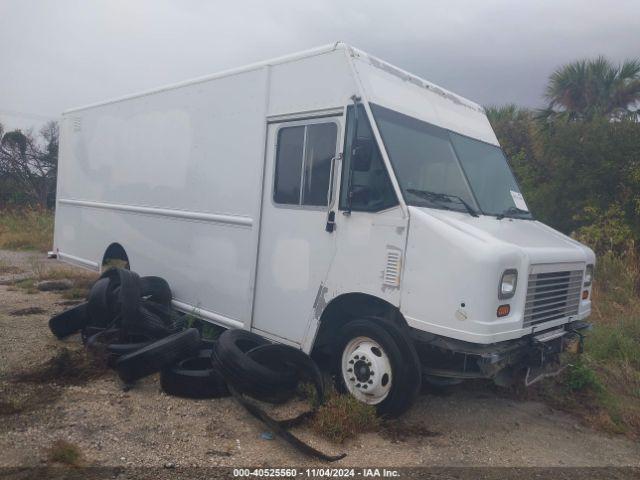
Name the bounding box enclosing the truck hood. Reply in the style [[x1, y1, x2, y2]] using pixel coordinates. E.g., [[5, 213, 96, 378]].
[[411, 206, 595, 265]]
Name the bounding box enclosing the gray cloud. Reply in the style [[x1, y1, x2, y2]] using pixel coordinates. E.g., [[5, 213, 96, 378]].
[[1, 0, 638, 130]]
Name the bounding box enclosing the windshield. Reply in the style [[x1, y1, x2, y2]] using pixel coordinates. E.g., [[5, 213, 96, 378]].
[[371, 104, 532, 218]]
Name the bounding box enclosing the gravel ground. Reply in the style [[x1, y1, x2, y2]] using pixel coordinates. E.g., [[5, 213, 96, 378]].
[[1, 249, 639, 469]]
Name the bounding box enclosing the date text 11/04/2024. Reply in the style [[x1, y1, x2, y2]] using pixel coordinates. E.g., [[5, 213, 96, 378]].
[[232, 468, 400, 477]]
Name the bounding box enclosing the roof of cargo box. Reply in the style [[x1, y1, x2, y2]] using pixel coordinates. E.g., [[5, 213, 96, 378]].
[[64, 42, 497, 145]]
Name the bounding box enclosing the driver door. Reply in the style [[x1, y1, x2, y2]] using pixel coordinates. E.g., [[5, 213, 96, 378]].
[[252, 116, 342, 345]]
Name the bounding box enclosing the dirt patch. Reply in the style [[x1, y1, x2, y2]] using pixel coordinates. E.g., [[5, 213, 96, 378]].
[[9, 307, 46, 316], [0, 383, 62, 420], [13, 348, 108, 386], [380, 419, 441, 443]]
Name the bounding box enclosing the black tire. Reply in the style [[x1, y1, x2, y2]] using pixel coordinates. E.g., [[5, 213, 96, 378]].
[[140, 276, 172, 306], [213, 329, 297, 402], [334, 318, 421, 417], [114, 269, 142, 331], [87, 277, 119, 328], [128, 304, 173, 338], [85, 328, 148, 368], [115, 328, 200, 383], [97, 331, 155, 367], [49, 303, 89, 339], [160, 349, 229, 399], [141, 300, 185, 333], [247, 343, 324, 404]]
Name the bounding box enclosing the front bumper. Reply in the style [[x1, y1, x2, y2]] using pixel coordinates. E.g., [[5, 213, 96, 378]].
[[411, 320, 591, 383]]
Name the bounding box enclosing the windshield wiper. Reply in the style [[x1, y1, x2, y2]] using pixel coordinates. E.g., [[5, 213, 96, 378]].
[[496, 206, 531, 220], [406, 189, 479, 218]]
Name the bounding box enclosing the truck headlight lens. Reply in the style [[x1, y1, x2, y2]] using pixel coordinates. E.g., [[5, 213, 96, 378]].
[[584, 264, 594, 286], [499, 269, 518, 299]]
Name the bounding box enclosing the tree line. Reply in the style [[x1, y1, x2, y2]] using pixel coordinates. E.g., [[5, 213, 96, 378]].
[[1, 56, 639, 258], [0, 121, 58, 208], [488, 57, 640, 257]]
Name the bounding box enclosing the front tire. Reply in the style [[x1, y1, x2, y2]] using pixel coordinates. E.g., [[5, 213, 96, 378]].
[[334, 318, 421, 417]]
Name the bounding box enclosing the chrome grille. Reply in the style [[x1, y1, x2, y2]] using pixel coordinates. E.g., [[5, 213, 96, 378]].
[[523, 270, 582, 327]]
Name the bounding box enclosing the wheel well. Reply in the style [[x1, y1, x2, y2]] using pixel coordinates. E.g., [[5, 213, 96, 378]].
[[102, 242, 130, 271], [311, 292, 407, 357]]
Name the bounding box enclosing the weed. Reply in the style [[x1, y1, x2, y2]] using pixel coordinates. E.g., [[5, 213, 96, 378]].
[[47, 439, 83, 466], [566, 359, 602, 392], [309, 387, 379, 443]]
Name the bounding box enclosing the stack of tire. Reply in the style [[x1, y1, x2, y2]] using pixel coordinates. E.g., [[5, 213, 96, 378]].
[[48, 268, 344, 460]]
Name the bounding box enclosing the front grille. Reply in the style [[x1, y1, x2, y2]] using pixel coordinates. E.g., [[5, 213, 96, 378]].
[[523, 269, 583, 328]]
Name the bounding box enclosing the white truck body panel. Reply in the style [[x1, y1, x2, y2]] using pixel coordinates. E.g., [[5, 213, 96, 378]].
[[54, 43, 594, 352]]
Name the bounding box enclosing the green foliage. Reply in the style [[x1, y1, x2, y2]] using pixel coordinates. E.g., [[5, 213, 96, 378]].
[[488, 109, 640, 256], [310, 388, 379, 443], [573, 205, 634, 255], [0, 121, 59, 208], [542, 56, 640, 121], [566, 359, 602, 392]]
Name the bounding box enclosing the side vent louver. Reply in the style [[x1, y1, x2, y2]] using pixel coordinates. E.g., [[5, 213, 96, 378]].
[[71, 117, 82, 132], [383, 249, 402, 287]]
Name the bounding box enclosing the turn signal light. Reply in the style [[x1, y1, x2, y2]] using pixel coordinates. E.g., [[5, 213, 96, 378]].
[[582, 290, 589, 300], [497, 304, 510, 317]]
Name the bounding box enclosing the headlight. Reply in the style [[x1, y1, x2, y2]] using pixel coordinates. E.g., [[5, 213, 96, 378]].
[[584, 264, 594, 286], [499, 269, 518, 299]]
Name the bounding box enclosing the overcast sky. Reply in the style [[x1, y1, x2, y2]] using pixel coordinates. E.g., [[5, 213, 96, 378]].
[[1, 0, 638, 131]]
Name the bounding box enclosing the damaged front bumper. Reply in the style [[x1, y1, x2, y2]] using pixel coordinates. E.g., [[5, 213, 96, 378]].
[[411, 320, 591, 386]]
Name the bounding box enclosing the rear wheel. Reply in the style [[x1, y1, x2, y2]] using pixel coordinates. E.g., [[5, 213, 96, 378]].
[[334, 318, 421, 417]]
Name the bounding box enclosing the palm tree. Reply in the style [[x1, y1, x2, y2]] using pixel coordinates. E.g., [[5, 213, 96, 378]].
[[542, 56, 640, 121]]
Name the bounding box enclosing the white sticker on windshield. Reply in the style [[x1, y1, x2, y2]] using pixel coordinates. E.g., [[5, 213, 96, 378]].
[[510, 190, 529, 211]]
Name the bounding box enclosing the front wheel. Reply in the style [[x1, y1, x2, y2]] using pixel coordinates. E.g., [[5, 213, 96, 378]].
[[334, 318, 421, 417]]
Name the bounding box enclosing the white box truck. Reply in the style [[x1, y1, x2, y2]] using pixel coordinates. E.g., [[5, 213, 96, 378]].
[[54, 43, 595, 415]]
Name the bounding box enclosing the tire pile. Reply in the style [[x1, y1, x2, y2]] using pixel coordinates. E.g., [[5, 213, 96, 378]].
[[48, 268, 345, 461]]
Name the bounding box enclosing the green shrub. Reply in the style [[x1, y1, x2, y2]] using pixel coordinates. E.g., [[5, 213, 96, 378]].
[[566, 359, 602, 392], [310, 389, 379, 443]]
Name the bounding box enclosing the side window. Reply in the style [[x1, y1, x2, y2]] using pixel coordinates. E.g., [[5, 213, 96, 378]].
[[273, 123, 338, 207], [339, 105, 398, 212]]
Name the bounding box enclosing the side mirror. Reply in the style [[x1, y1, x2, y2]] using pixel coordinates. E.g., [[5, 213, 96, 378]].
[[352, 138, 373, 172]]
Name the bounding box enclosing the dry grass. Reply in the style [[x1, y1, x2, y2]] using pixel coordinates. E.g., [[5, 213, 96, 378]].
[[0, 208, 54, 252], [309, 387, 379, 443], [10, 259, 98, 300], [47, 439, 83, 466]]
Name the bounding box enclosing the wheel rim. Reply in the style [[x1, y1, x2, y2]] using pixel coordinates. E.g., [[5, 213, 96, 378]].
[[341, 336, 392, 405]]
